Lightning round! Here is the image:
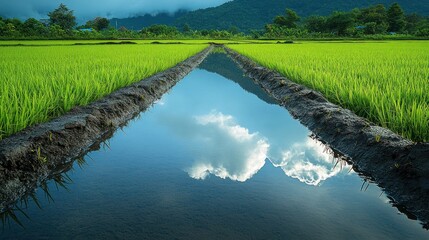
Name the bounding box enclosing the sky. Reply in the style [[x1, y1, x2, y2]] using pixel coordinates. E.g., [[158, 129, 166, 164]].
[[0, 0, 231, 22]]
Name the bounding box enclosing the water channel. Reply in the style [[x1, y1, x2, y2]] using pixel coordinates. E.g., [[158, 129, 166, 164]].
[[2, 53, 428, 239]]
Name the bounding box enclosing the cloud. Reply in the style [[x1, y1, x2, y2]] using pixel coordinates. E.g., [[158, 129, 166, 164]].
[[270, 138, 348, 186], [0, 0, 231, 21], [184, 112, 349, 185], [187, 111, 269, 182]]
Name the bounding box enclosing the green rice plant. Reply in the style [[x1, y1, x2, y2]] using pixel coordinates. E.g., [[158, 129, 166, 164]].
[[229, 41, 429, 142], [0, 44, 207, 140]]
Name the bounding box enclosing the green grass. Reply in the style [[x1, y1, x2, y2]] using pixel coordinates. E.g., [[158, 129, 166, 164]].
[[229, 41, 429, 142], [0, 44, 207, 140]]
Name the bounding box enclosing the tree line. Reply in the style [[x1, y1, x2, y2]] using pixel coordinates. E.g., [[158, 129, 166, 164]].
[[263, 3, 429, 38], [0, 3, 428, 40]]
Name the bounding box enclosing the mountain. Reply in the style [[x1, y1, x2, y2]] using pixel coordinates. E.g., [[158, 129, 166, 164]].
[[110, 10, 187, 30], [199, 53, 277, 105], [175, 0, 429, 32], [111, 0, 429, 32]]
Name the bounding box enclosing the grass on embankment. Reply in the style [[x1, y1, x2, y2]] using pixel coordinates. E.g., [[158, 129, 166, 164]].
[[229, 41, 429, 142], [0, 44, 207, 140]]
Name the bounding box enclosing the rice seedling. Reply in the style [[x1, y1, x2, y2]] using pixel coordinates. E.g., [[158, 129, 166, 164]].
[[229, 41, 429, 142], [0, 44, 206, 139]]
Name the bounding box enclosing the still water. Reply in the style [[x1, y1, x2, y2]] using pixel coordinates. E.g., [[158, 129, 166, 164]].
[[2, 54, 428, 239]]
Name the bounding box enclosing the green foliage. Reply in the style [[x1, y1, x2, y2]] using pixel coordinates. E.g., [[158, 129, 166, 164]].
[[230, 42, 429, 142], [23, 18, 48, 36], [48, 4, 76, 31], [49, 24, 66, 38], [285, 9, 301, 28], [387, 3, 406, 32], [305, 16, 327, 33], [84, 17, 110, 31], [182, 23, 191, 33], [139, 24, 180, 38], [0, 2, 427, 39], [0, 20, 5, 35], [357, 4, 388, 34], [175, 0, 429, 33], [264, 24, 309, 38], [416, 26, 429, 37], [273, 9, 300, 29], [326, 12, 356, 36], [0, 44, 207, 139]]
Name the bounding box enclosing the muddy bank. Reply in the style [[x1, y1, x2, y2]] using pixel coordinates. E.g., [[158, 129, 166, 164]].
[[224, 47, 429, 228], [0, 45, 213, 211]]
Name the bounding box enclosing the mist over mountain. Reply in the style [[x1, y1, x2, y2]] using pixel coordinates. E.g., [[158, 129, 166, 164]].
[[0, 0, 231, 23]]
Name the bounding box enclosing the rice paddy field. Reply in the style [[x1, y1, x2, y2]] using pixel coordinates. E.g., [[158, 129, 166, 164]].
[[1, 40, 428, 143], [0, 44, 207, 140], [229, 41, 429, 142]]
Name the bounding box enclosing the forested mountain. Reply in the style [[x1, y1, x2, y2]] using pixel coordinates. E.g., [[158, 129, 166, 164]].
[[175, 0, 428, 32], [110, 11, 187, 30]]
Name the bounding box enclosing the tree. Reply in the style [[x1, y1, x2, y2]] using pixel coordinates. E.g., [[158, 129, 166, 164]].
[[405, 13, 425, 33], [356, 4, 388, 34], [273, 16, 288, 27], [5, 18, 23, 33], [182, 23, 191, 33], [48, 4, 76, 31], [273, 9, 300, 28], [358, 4, 387, 24], [305, 15, 327, 33], [139, 25, 179, 37], [23, 18, 47, 36], [228, 25, 240, 35], [4, 23, 17, 36], [285, 9, 300, 28], [387, 3, 406, 32], [0, 19, 6, 36], [92, 17, 109, 31], [49, 24, 66, 37], [326, 12, 355, 36]]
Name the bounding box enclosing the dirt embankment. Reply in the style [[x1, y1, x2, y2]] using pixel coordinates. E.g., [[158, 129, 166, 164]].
[[0, 45, 213, 211], [224, 46, 429, 228]]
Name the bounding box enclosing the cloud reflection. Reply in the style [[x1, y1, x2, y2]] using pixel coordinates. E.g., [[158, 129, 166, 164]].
[[270, 138, 345, 186], [187, 112, 269, 182], [181, 111, 348, 185]]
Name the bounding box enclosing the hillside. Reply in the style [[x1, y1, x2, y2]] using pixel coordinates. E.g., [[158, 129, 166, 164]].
[[175, 0, 429, 32], [110, 11, 187, 30]]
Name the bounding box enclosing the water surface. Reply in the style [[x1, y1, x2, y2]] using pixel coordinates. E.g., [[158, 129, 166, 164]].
[[2, 54, 427, 239]]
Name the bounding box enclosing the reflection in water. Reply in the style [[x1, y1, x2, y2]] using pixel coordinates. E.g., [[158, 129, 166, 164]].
[[186, 111, 349, 185], [271, 137, 350, 186], [1, 156, 85, 229], [188, 111, 269, 182], [1, 53, 428, 236]]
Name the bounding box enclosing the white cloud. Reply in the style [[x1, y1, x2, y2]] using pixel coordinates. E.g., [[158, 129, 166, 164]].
[[187, 111, 269, 182], [271, 138, 348, 186]]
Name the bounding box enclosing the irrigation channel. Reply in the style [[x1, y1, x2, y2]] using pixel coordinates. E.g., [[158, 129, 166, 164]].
[[1, 51, 429, 239]]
